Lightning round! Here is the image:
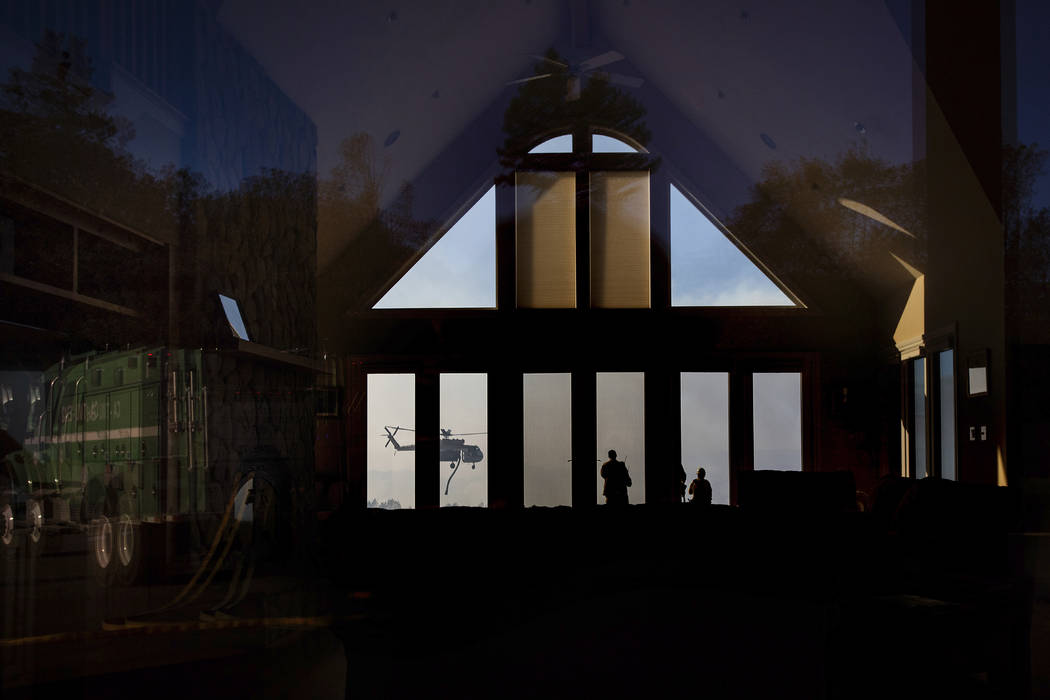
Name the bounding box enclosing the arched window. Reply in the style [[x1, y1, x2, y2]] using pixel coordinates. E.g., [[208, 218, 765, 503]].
[[591, 133, 643, 153], [528, 134, 573, 153], [515, 128, 652, 309]]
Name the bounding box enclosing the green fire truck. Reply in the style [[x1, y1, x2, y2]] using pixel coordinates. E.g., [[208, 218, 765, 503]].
[[1, 344, 313, 585]]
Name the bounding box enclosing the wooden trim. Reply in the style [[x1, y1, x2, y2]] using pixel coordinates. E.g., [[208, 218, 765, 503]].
[[0, 174, 169, 247], [0, 272, 139, 317], [571, 368, 597, 507], [415, 372, 440, 509], [488, 369, 524, 508], [231, 340, 325, 372], [728, 369, 753, 506]]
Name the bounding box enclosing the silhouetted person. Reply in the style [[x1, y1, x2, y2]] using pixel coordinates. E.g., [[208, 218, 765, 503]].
[[677, 463, 687, 502], [601, 449, 631, 505], [688, 467, 712, 505]]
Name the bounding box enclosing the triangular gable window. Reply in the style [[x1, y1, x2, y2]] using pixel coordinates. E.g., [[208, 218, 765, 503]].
[[373, 186, 496, 309], [670, 184, 797, 307]]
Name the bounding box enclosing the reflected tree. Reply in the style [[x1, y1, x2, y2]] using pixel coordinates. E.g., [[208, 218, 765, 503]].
[[317, 132, 434, 333], [1003, 142, 1050, 341], [725, 146, 927, 311], [0, 30, 176, 239], [496, 49, 656, 181]]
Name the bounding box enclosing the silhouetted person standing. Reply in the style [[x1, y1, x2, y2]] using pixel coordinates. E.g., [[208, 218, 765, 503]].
[[677, 463, 687, 502], [601, 449, 631, 505], [688, 467, 712, 505]]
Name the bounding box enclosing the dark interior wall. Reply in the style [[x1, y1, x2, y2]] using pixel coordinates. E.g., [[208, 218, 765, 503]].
[[172, 171, 317, 351], [924, 3, 1007, 486], [341, 305, 897, 508]]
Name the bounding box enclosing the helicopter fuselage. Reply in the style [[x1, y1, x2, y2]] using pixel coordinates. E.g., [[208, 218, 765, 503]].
[[439, 438, 483, 464]]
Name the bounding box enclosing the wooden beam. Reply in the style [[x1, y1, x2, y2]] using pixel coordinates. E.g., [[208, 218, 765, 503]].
[[0, 272, 139, 317]]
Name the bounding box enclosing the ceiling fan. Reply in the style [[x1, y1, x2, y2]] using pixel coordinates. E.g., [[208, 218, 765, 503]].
[[507, 50, 644, 101]]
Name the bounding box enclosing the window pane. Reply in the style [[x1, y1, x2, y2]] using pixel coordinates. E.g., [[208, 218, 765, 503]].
[[529, 134, 572, 153], [367, 374, 415, 509], [516, 172, 576, 308], [681, 372, 730, 504], [912, 360, 926, 479], [523, 373, 572, 506], [939, 350, 956, 480], [670, 184, 795, 307], [753, 372, 802, 470], [596, 372, 645, 504], [590, 172, 650, 308], [591, 133, 639, 153], [374, 186, 496, 308], [440, 373, 487, 507]]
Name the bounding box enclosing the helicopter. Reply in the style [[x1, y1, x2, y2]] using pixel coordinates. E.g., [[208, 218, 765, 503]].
[[382, 426, 485, 495]]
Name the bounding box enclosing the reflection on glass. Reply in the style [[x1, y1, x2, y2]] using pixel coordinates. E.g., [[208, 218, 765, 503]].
[[591, 134, 639, 153], [523, 373, 571, 506], [529, 134, 572, 153], [368, 374, 415, 509], [440, 374, 487, 507], [516, 172, 576, 308], [219, 294, 251, 341], [373, 187, 496, 309], [939, 350, 956, 480], [596, 372, 645, 503], [681, 373, 729, 504], [670, 185, 795, 307], [590, 172, 650, 308], [753, 373, 802, 470], [912, 360, 927, 479]]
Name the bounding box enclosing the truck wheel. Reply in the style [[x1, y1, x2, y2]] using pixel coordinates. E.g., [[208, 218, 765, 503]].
[[88, 516, 115, 586], [25, 498, 45, 558], [116, 514, 144, 585], [0, 502, 16, 578], [1, 503, 13, 548]]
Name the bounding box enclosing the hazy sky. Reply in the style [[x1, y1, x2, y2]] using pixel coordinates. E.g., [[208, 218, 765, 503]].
[[374, 187, 496, 309], [753, 373, 802, 470], [439, 373, 487, 507], [523, 373, 572, 506], [670, 185, 794, 307], [681, 372, 730, 504], [367, 373, 489, 508], [596, 372, 645, 504], [367, 374, 415, 508]]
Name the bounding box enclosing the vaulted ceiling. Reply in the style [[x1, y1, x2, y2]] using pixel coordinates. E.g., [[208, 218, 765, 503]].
[[215, 0, 937, 322]]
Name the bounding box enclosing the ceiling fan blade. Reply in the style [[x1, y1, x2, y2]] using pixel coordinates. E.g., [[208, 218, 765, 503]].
[[530, 54, 568, 69], [506, 73, 554, 86], [579, 50, 624, 72], [593, 71, 644, 88]]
